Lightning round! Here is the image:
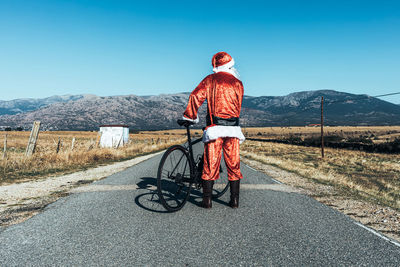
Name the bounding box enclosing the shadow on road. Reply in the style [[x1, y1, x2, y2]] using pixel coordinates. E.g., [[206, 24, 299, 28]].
[[135, 177, 228, 213], [134, 177, 167, 213]]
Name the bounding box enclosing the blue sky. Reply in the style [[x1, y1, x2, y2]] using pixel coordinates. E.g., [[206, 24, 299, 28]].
[[1, 0, 400, 103]]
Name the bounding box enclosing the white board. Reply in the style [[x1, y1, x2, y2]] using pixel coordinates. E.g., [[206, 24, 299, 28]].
[[99, 126, 129, 148]]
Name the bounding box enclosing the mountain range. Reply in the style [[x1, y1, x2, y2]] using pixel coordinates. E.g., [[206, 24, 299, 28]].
[[0, 95, 84, 115], [0, 90, 399, 131]]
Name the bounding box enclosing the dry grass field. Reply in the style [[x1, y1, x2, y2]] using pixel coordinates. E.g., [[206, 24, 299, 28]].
[[0, 130, 187, 185], [243, 126, 400, 143], [241, 136, 400, 210]]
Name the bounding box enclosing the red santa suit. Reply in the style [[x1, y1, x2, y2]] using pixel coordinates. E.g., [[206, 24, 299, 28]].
[[183, 52, 245, 181]]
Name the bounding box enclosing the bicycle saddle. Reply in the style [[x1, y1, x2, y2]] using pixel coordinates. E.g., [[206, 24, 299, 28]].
[[177, 119, 194, 127]]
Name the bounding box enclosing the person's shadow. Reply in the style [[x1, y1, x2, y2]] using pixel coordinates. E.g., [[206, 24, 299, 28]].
[[134, 177, 227, 213]]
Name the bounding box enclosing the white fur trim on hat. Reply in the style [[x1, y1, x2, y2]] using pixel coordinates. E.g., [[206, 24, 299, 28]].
[[182, 115, 199, 124], [212, 58, 240, 80], [202, 125, 245, 144], [212, 58, 235, 73]]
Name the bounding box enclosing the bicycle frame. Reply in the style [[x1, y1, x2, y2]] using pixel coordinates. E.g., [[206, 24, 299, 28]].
[[183, 125, 201, 162]]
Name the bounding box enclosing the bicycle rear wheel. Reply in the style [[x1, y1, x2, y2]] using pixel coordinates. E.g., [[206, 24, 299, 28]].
[[194, 155, 229, 199], [157, 145, 193, 212], [212, 165, 229, 199]]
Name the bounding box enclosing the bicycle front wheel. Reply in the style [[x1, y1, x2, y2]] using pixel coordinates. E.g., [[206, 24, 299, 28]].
[[157, 145, 193, 212]]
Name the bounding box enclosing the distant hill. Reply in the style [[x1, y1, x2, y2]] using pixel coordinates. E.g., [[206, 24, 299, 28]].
[[0, 95, 85, 115], [242, 90, 400, 126], [0, 90, 399, 131]]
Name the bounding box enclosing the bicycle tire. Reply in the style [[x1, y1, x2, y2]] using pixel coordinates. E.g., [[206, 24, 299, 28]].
[[192, 149, 229, 199], [212, 169, 229, 199], [157, 145, 194, 212]]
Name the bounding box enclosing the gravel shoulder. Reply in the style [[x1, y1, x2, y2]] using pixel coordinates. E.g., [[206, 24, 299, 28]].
[[242, 157, 400, 243], [0, 151, 163, 227]]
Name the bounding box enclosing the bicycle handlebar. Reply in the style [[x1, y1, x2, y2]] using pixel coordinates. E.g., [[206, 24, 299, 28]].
[[177, 119, 194, 127]]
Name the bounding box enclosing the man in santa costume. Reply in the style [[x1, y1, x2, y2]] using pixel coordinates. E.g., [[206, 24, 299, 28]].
[[182, 51, 245, 209]]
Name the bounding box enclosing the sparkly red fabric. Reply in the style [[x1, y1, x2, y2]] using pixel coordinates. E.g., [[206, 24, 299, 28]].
[[202, 137, 243, 181], [212, 52, 233, 68], [183, 72, 243, 124], [183, 68, 244, 181]]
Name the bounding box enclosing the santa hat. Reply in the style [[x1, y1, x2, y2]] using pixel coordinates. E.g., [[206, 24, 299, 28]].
[[211, 51, 239, 79], [212, 52, 235, 69]]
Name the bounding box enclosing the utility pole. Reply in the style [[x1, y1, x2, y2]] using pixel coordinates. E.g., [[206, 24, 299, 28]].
[[321, 96, 325, 158], [244, 116, 247, 137]]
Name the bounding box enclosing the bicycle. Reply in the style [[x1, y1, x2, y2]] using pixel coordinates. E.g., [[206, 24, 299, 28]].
[[156, 119, 230, 212]]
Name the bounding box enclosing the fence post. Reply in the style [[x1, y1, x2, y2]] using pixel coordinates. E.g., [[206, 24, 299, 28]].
[[71, 137, 75, 151], [25, 121, 41, 157], [321, 96, 325, 158], [56, 137, 61, 153], [116, 134, 123, 148], [96, 132, 101, 148], [87, 138, 94, 151], [2, 134, 7, 159]]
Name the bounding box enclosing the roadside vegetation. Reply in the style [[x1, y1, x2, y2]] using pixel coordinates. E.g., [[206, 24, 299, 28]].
[[241, 139, 400, 210], [0, 130, 188, 185], [244, 126, 400, 153], [244, 126, 400, 140]]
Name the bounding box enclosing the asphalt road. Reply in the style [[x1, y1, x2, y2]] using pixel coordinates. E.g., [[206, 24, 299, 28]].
[[1, 144, 400, 266]]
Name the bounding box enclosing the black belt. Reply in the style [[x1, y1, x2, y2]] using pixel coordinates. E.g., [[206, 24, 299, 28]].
[[210, 116, 240, 126]]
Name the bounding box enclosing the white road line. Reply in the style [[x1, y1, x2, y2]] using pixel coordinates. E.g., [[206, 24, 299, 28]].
[[243, 163, 285, 185], [243, 163, 257, 172], [271, 178, 284, 185], [72, 183, 299, 193], [214, 183, 297, 192], [354, 222, 400, 248], [240, 184, 297, 192], [71, 184, 152, 193]]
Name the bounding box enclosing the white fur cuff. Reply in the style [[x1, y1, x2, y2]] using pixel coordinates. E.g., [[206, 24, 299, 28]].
[[182, 115, 199, 124], [202, 125, 245, 144]]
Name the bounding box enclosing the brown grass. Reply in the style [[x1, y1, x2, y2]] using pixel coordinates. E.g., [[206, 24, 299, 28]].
[[241, 140, 400, 210], [0, 131, 187, 185], [243, 126, 400, 142]]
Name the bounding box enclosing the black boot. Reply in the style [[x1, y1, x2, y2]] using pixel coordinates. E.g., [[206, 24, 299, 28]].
[[229, 180, 240, 208], [201, 180, 214, 209]]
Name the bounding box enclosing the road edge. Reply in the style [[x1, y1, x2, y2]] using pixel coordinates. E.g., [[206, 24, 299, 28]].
[[0, 150, 165, 228], [241, 157, 400, 244]]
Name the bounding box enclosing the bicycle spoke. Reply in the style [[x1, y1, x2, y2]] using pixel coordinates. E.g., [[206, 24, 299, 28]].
[[169, 152, 185, 177]]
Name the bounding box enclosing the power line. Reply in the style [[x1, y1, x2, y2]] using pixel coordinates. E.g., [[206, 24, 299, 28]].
[[324, 91, 400, 105], [373, 92, 400, 98]]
